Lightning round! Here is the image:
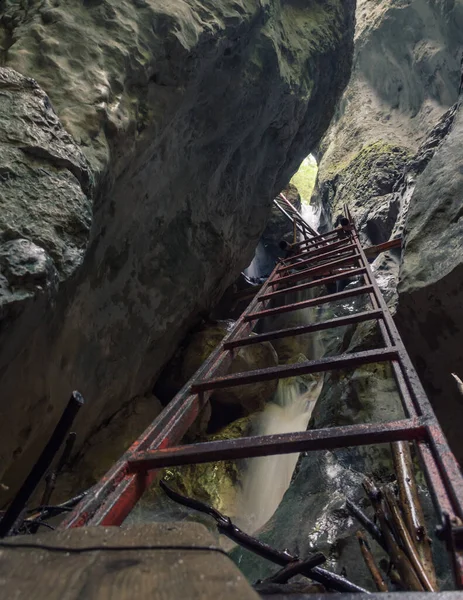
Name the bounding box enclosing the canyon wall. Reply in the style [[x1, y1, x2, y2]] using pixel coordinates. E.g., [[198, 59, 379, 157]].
[[0, 0, 356, 498], [312, 0, 463, 461]]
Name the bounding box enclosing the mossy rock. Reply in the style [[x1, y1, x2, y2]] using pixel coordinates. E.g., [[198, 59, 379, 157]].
[[181, 323, 279, 416], [162, 415, 253, 514]]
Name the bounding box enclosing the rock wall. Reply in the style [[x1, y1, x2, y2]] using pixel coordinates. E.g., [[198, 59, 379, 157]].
[[396, 90, 463, 464], [0, 0, 356, 498], [310, 0, 463, 461], [313, 0, 463, 232]]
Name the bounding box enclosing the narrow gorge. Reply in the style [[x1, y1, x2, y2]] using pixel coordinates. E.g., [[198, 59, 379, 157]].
[[1, 0, 463, 598]]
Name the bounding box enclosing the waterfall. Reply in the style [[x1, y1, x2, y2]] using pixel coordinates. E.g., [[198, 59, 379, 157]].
[[233, 376, 323, 535], [228, 290, 326, 535], [301, 200, 321, 233]]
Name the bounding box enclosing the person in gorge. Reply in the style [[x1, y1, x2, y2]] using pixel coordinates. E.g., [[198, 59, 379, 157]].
[[333, 215, 354, 292], [278, 239, 298, 260], [335, 216, 353, 239]]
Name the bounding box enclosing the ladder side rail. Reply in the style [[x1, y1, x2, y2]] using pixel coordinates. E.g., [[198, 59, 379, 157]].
[[61, 264, 282, 528], [346, 207, 463, 586]]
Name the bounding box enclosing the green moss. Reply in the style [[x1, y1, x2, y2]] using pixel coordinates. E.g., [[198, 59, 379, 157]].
[[162, 416, 253, 513], [324, 141, 412, 180], [290, 154, 318, 202]]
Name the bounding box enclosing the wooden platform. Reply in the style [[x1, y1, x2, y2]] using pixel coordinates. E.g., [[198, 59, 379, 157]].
[[0, 522, 259, 599]]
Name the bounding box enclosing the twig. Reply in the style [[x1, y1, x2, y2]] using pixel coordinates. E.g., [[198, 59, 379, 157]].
[[160, 480, 369, 594], [0, 392, 84, 538], [262, 554, 326, 584], [346, 498, 387, 551], [26, 492, 88, 523], [356, 531, 388, 592], [391, 441, 436, 588], [383, 486, 436, 591], [363, 479, 423, 591]]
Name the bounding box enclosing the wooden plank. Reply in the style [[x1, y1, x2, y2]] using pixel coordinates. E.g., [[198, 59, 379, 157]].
[[364, 238, 402, 258], [0, 523, 259, 600]]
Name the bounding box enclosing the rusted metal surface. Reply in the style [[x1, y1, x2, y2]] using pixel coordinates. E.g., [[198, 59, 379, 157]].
[[279, 237, 351, 265], [128, 418, 425, 471], [61, 267, 278, 528], [293, 228, 339, 247], [274, 253, 361, 287], [61, 202, 463, 591], [364, 237, 402, 259], [274, 194, 319, 239], [258, 267, 367, 302], [245, 284, 373, 322], [190, 348, 398, 393], [278, 242, 356, 273], [224, 309, 383, 350]]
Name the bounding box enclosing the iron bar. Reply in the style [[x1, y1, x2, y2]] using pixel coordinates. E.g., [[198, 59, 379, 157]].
[[258, 267, 367, 301], [277, 194, 319, 237], [191, 347, 398, 392], [292, 229, 340, 248], [363, 479, 424, 591], [273, 199, 316, 241], [40, 432, 76, 507], [280, 238, 351, 265], [57, 202, 463, 594], [128, 418, 426, 471], [0, 392, 84, 537], [273, 254, 361, 286], [245, 284, 373, 322], [348, 219, 463, 530], [384, 485, 436, 591], [392, 441, 437, 588], [278, 244, 357, 274], [225, 310, 383, 350], [278, 240, 354, 270]]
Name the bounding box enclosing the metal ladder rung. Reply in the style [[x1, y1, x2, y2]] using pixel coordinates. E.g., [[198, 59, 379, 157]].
[[258, 267, 367, 302], [127, 417, 425, 471], [276, 254, 360, 286], [246, 284, 373, 322], [224, 309, 383, 350], [282, 238, 352, 265], [190, 347, 398, 392], [278, 244, 357, 274]]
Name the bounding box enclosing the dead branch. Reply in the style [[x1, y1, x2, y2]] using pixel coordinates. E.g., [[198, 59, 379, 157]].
[[363, 478, 423, 591], [383, 485, 436, 591], [356, 530, 388, 592], [391, 441, 437, 588]]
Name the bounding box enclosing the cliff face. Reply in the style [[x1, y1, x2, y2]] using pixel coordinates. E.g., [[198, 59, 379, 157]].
[[314, 0, 462, 231], [0, 0, 356, 497], [230, 3, 463, 588], [396, 92, 463, 464], [311, 0, 463, 461]]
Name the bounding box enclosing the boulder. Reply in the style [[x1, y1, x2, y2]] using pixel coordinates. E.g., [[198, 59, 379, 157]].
[[182, 322, 279, 417]]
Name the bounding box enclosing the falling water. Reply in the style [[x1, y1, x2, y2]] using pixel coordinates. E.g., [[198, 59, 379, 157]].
[[301, 200, 321, 233], [233, 376, 323, 534]]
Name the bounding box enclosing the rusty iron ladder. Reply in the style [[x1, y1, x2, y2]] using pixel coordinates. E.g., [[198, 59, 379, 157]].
[[273, 193, 319, 241], [61, 202, 463, 591]]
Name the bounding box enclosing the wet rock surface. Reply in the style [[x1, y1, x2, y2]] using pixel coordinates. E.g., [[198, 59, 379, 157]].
[[396, 93, 463, 464], [0, 0, 356, 498], [310, 0, 463, 464]]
